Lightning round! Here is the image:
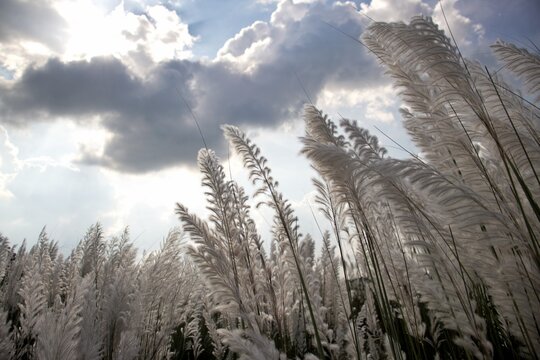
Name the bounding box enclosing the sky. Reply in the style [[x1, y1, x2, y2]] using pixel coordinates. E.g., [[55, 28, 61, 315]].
[[0, 0, 539, 252]]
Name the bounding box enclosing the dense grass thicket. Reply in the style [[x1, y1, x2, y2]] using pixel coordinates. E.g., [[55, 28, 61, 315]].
[[0, 17, 539, 359]]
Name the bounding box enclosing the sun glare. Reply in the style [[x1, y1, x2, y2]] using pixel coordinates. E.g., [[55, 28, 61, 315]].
[[55, 0, 194, 67], [56, 1, 134, 60]]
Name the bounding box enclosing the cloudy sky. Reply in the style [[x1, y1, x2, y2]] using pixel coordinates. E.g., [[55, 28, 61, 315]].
[[0, 0, 538, 252]]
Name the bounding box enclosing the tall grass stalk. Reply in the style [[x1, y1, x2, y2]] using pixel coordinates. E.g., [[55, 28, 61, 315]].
[[223, 125, 327, 358]]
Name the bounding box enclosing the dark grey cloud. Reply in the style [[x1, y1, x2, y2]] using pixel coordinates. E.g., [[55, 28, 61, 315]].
[[0, 0, 67, 52], [0, 1, 384, 173], [1, 57, 203, 172], [3, 57, 142, 119]]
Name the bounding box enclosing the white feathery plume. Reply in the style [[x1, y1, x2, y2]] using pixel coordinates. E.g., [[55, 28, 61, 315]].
[[218, 328, 285, 360], [492, 41, 540, 102], [35, 276, 87, 360], [224, 124, 328, 357], [0, 310, 14, 359]]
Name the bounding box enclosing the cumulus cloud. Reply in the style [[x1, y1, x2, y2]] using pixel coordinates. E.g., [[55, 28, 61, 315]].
[[57, 1, 196, 73], [359, 0, 484, 51], [1, 57, 200, 172], [359, 0, 432, 23], [0, 0, 195, 79], [0, 0, 385, 173], [0, 0, 487, 173], [0, 0, 67, 78], [319, 84, 399, 123], [432, 0, 484, 48], [0, 0, 67, 51]]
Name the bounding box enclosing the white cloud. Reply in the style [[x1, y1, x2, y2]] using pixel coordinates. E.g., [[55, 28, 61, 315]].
[[0, 0, 68, 78], [57, 1, 196, 74], [0, 40, 55, 80], [217, 20, 273, 72], [359, 0, 432, 23], [432, 0, 485, 47], [256, 0, 320, 4], [0, 0, 196, 80], [359, 0, 484, 50], [216, 0, 365, 75], [216, 0, 312, 71], [319, 84, 399, 123], [270, 0, 311, 25]]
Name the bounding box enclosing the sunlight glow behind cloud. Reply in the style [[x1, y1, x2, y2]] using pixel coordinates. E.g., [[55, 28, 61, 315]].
[[57, 1, 195, 72]]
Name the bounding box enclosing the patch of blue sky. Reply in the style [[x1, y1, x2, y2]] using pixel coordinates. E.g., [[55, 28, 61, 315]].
[[177, 0, 275, 58], [120, 0, 275, 58], [0, 65, 14, 81]]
